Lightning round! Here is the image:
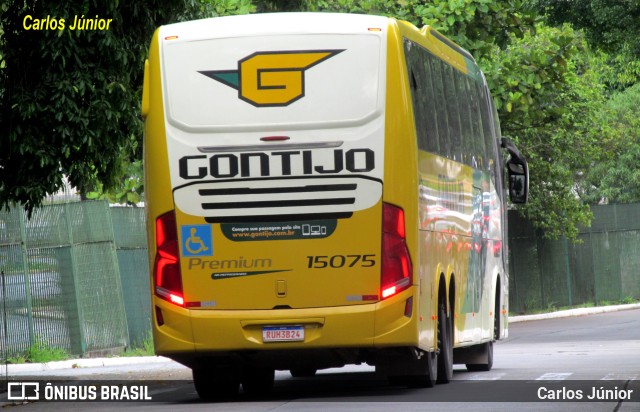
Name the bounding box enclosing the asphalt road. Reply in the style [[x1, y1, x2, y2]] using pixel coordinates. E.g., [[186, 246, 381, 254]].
[[3, 308, 640, 411]]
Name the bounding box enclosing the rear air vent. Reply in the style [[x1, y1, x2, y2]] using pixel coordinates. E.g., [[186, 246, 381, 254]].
[[173, 176, 381, 221], [198, 183, 356, 196], [202, 197, 355, 210]]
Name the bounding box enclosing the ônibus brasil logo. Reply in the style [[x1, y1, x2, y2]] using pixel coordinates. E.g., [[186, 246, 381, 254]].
[[198, 50, 344, 107]]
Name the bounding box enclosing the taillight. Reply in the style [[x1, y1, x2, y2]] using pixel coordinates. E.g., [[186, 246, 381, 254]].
[[381, 203, 413, 299], [154, 211, 184, 307]]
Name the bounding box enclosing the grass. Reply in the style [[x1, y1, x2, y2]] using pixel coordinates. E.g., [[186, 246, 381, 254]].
[[0, 258, 58, 275], [4, 334, 155, 364], [123, 332, 155, 357], [5, 337, 69, 364], [510, 296, 640, 316]]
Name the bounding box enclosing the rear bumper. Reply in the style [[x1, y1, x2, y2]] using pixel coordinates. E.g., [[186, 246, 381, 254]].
[[153, 287, 419, 369]]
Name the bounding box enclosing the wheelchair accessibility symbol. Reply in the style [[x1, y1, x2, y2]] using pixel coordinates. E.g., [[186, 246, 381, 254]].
[[181, 225, 213, 257]]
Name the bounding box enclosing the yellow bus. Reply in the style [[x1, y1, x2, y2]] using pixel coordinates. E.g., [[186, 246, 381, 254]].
[[142, 12, 528, 399]]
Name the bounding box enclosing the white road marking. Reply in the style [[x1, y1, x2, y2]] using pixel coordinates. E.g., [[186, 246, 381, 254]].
[[535, 372, 573, 381]]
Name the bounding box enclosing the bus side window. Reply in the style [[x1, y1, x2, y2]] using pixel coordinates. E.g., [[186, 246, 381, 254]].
[[422, 55, 440, 155], [405, 41, 441, 155], [455, 72, 476, 167], [477, 85, 499, 172], [467, 77, 489, 170], [442, 63, 463, 163]]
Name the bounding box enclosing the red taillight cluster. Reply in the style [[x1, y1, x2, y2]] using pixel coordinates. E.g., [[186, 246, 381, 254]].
[[154, 211, 184, 307], [381, 203, 413, 299]]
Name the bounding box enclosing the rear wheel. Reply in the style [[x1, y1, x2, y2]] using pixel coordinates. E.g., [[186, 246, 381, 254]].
[[466, 289, 499, 372], [406, 350, 437, 388], [437, 303, 453, 383], [242, 367, 275, 396], [193, 367, 240, 401], [386, 350, 437, 388], [465, 341, 493, 372], [466, 295, 498, 372], [290, 368, 317, 378]]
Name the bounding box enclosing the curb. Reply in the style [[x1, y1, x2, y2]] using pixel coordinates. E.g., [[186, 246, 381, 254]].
[[3, 304, 639, 374], [1, 355, 172, 375], [509, 302, 640, 323]]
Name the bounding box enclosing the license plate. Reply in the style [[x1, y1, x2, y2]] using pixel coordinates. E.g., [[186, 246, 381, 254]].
[[262, 325, 304, 343]]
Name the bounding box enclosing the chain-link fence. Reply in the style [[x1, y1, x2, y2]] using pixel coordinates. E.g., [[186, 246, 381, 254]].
[[0, 201, 149, 359], [2, 200, 638, 358], [509, 203, 640, 314], [111, 206, 151, 348]]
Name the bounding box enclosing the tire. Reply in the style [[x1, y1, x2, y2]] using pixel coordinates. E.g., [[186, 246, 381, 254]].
[[383, 348, 437, 388], [465, 341, 493, 372], [406, 350, 438, 388], [437, 303, 453, 384], [290, 368, 317, 378], [242, 367, 275, 397], [465, 293, 497, 372], [192, 367, 240, 401]]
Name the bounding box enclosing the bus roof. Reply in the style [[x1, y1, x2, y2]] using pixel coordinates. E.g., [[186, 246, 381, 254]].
[[158, 13, 390, 41]]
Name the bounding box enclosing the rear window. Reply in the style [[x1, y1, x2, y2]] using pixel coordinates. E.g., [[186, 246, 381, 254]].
[[162, 34, 383, 131]]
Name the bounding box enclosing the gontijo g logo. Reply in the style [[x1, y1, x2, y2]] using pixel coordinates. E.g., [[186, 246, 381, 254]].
[[198, 50, 344, 107]]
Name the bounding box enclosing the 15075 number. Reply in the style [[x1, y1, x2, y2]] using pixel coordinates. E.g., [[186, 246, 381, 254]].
[[306, 254, 376, 269]]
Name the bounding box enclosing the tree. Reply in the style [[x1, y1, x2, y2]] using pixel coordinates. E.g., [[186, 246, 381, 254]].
[[579, 84, 640, 204], [534, 0, 640, 56], [532, 0, 640, 92], [85, 159, 144, 206], [254, 0, 305, 12], [298, 0, 535, 58], [0, 0, 253, 213], [481, 24, 612, 239]]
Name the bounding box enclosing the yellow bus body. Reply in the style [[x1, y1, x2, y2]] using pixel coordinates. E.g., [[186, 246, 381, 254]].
[[144, 13, 515, 389]]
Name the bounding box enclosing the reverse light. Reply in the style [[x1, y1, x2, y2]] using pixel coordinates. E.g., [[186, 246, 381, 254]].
[[382, 286, 397, 299], [380, 203, 413, 300], [170, 294, 184, 306], [153, 211, 184, 307]]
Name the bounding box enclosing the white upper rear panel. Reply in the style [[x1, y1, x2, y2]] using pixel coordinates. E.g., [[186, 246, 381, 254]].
[[160, 13, 388, 132]]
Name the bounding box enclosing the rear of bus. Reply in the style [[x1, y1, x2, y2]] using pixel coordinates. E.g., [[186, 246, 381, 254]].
[[142, 13, 420, 394]]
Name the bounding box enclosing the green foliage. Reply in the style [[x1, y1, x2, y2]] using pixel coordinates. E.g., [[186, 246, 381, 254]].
[[85, 160, 144, 205], [301, 0, 535, 57], [207, 0, 255, 16], [534, 0, 640, 57], [532, 0, 640, 91], [6, 337, 69, 364], [26, 338, 69, 363], [482, 24, 609, 239], [5, 353, 28, 364], [0, 1, 253, 215], [586, 146, 640, 205], [124, 332, 155, 357], [254, 0, 306, 12], [389, 0, 535, 57], [580, 84, 640, 204], [593, 45, 640, 93]]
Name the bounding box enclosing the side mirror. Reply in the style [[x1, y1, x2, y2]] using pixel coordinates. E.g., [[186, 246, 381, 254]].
[[501, 137, 529, 204]]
